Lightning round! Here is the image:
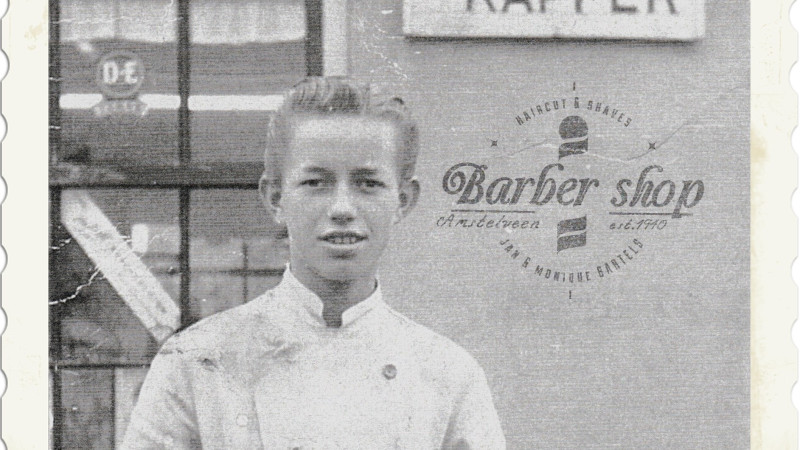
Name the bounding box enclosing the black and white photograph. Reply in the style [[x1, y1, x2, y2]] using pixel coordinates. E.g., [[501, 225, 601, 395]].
[[1, 0, 797, 447]]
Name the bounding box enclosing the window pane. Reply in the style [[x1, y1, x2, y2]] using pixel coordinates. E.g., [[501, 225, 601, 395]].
[[189, 190, 287, 321], [190, 0, 306, 94], [50, 371, 54, 449], [52, 189, 180, 364], [114, 367, 149, 446], [246, 275, 285, 301], [60, 369, 114, 449], [190, 273, 246, 319], [190, 0, 306, 163], [191, 110, 273, 164], [58, 0, 179, 165]]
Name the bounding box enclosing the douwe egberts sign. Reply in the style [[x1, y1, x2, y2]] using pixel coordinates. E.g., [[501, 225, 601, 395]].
[[403, 0, 704, 40]]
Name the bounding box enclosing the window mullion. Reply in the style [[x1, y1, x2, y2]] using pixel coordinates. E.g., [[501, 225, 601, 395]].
[[49, 0, 63, 446], [179, 188, 192, 329], [178, 0, 193, 329], [178, 0, 191, 165], [305, 0, 324, 76]]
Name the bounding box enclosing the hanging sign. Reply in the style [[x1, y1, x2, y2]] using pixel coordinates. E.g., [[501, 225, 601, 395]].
[[403, 0, 704, 40], [93, 51, 149, 118], [61, 191, 180, 343]]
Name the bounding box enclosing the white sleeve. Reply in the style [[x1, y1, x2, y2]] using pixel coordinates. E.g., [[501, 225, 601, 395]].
[[120, 342, 201, 449], [442, 363, 506, 450]]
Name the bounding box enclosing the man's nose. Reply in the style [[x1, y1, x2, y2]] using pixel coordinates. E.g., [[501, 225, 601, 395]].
[[328, 184, 356, 223]]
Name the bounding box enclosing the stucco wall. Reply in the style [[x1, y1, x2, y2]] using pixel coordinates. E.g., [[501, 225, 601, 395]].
[[346, 1, 750, 447]]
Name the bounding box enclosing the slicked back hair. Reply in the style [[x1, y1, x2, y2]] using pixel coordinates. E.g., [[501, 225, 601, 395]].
[[265, 77, 419, 187]]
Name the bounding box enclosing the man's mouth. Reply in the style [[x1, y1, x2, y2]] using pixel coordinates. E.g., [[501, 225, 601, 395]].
[[319, 232, 367, 245]]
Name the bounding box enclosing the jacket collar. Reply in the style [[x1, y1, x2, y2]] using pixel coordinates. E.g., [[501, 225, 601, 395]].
[[276, 267, 384, 328]]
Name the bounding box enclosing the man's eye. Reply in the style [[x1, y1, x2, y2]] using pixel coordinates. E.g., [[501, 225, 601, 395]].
[[301, 179, 323, 187], [357, 180, 386, 189]]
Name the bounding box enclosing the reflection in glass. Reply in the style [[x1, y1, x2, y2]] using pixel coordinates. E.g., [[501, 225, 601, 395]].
[[58, 0, 179, 165], [52, 189, 180, 364], [114, 368, 149, 446], [189, 190, 287, 321], [190, 0, 306, 163], [60, 369, 114, 449]]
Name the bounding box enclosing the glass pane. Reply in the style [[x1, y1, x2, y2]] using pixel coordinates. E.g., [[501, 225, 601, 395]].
[[246, 275, 284, 300], [191, 110, 273, 164], [52, 189, 180, 364], [60, 369, 114, 449], [50, 371, 54, 450], [190, 0, 306, 163], [114, 367, 149, 446], [190, 0, 306, 94], [190, 273, 246, 319], [58, 0, 179, 165], [189, 190, 287, 321]]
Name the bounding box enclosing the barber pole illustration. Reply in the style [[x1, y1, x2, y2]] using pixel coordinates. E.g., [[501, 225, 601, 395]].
[[558, 115, 589, 159], [556, 216, 587, 252]]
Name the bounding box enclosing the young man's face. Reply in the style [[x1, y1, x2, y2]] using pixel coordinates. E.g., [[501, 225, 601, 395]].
[[264, 116, 418, 283]]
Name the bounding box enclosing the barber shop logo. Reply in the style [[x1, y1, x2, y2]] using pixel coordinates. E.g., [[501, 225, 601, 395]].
[[436, 91, 706, 283]]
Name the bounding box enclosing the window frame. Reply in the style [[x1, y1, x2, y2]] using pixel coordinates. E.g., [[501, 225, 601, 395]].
[[48, 0, 340, 446]]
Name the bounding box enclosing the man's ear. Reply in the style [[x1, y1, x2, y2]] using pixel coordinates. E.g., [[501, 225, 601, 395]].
[[259, 173, 284, 223], [394, 177, 420, 224]]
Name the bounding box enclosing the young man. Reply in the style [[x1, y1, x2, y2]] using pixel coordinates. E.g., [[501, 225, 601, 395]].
[[122, 77, 506, 449]]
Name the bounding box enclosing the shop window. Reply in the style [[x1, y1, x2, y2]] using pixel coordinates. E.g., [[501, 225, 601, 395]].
[[50, 0, 324, 447]]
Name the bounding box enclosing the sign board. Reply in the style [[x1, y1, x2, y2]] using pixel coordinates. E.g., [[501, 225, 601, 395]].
[[61, 190, 180, 343], [96, 51, 145, 99], [93, 51, 148, 118], [403, 0, 704, 40]]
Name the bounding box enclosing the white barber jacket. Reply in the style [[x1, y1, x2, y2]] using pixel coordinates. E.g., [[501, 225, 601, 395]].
[[122, 270, 506, 449]]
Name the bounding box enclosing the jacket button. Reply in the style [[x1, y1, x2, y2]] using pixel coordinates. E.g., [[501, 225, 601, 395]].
[[382, 364, 397, 380]]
